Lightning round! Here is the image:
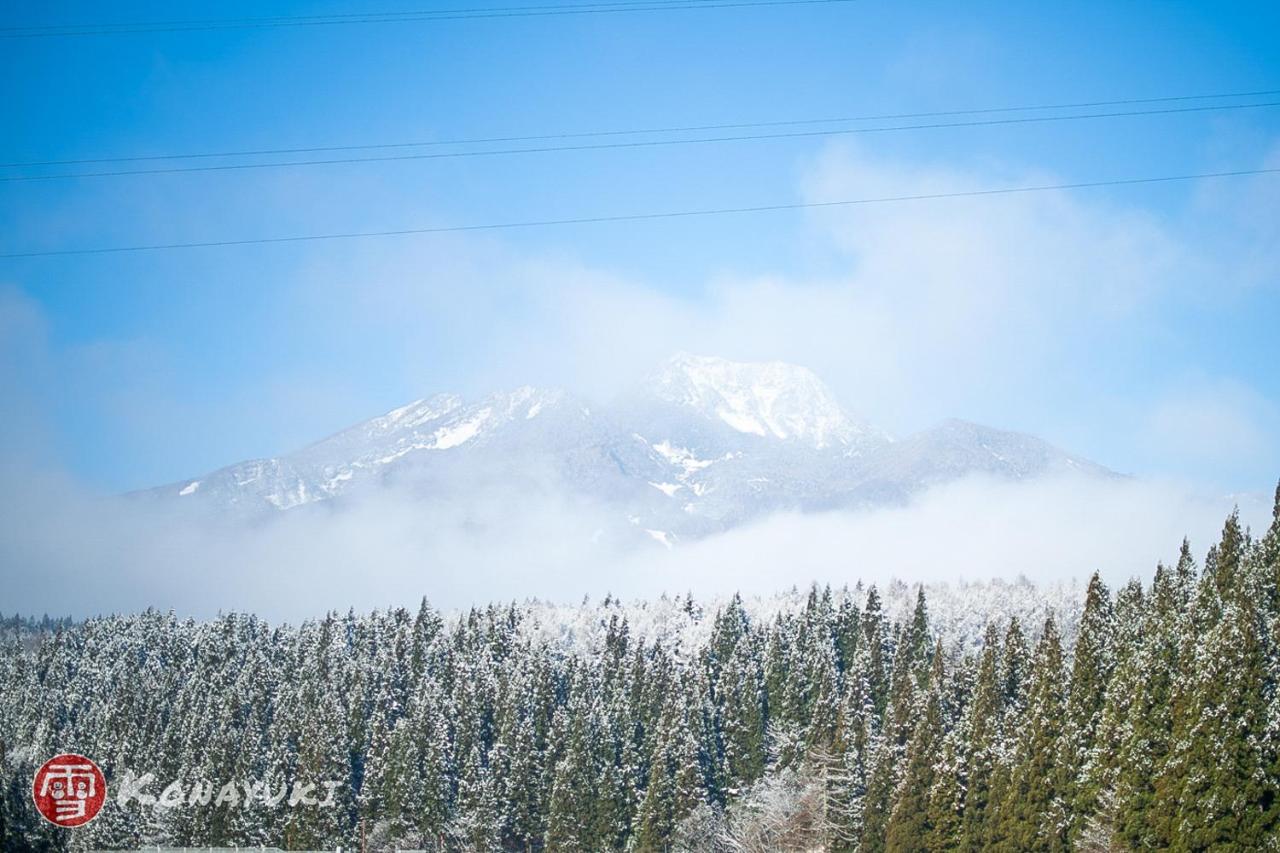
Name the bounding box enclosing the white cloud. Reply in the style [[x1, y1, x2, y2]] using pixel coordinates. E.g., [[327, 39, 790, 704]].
[[602, 473, 1272, 602], [0, 461, 1266, 621], [355, 143, 1200, 434], [1145, 378, 1280, 479]]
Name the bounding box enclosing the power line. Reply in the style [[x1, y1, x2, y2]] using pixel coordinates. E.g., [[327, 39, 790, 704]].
[[2, 0, 727, 31], [4, 167, 1274, 259], [5, 101, 1277, 183], [1, 0, 856, 38], [5, 88, 1276, 170]]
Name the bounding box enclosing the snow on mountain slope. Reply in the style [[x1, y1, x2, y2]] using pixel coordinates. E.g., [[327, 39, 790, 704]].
[[646, 353, 887, 450], [150, 386, 577, 513], [844, 419, 1115, 504], [137, 356, 1117, 540]]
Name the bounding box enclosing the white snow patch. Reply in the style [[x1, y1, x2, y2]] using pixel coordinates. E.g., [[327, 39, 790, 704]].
[[649, 482, 681, 497], [375, 442, 432, 465], [265, 480, 313, 510], [650, 353, 888, 448], [644, 529, 674, 549], [325, 470, 354, 492], [719, 409, 768, 436], [375, 395, 462, 431], [652, 440, 717, 476], [432, 409, 491, 449], [178, 481, 200, 496]]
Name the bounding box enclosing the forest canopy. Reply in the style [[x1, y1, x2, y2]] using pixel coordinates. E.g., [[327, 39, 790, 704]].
[[1, 487, 1278, 852]]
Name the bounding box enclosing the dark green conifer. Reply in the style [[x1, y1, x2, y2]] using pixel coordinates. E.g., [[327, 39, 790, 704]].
[[994, 616, 1069, 853], [1062, 572, 1116, 841], [958, 623, 1003, 852], [885, 641, 945, 851]]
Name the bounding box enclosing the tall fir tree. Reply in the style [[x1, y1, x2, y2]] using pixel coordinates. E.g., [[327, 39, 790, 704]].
[[1159, 512, 1278, 848], [1061, 572, 1116, 843], [884, 641, 946, 852], [958, 623, 1003, 853], [633, 674, 703, 852], [999, 615, 1069, 852]]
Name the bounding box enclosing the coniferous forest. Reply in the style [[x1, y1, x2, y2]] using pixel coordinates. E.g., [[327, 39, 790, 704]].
[[1, 493, 1278, 852]]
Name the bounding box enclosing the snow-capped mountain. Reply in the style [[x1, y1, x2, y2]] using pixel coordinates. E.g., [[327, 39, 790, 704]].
[[644, 353, 887, 451], [138, 355, 1114, 541]]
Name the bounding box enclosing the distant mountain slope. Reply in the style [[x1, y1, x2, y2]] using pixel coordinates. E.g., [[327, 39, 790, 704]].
[[136, 355, 1116, 540], [843, 418, 1113, 505]]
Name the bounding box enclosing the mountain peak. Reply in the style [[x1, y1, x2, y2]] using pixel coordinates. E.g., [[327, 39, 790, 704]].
[[136, 357, 1113, 533], [646, 353, 883, 449]]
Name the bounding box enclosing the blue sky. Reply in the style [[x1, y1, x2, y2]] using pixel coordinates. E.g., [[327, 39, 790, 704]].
[[2, 0, 1279, 495]]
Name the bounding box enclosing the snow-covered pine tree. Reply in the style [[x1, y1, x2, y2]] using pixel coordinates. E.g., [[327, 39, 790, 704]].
[[634, 671, 704, 851], [994, 615, 1069, 852], [715, 625, 767, 793], [859, 588, 932, 853], [1061, 572, 1116, 844], [1094, 554, 1188, 849], [825, 626, 877, 852], [958, 622, 1003, 852], [924, 645, 972, 851], [1158, 512, 1277, 848], [862, 586, 891, 722], [884, 640, 946, 851]]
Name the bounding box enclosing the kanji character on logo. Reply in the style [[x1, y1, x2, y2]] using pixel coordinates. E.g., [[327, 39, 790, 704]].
[[32, 753, 106, 827]]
